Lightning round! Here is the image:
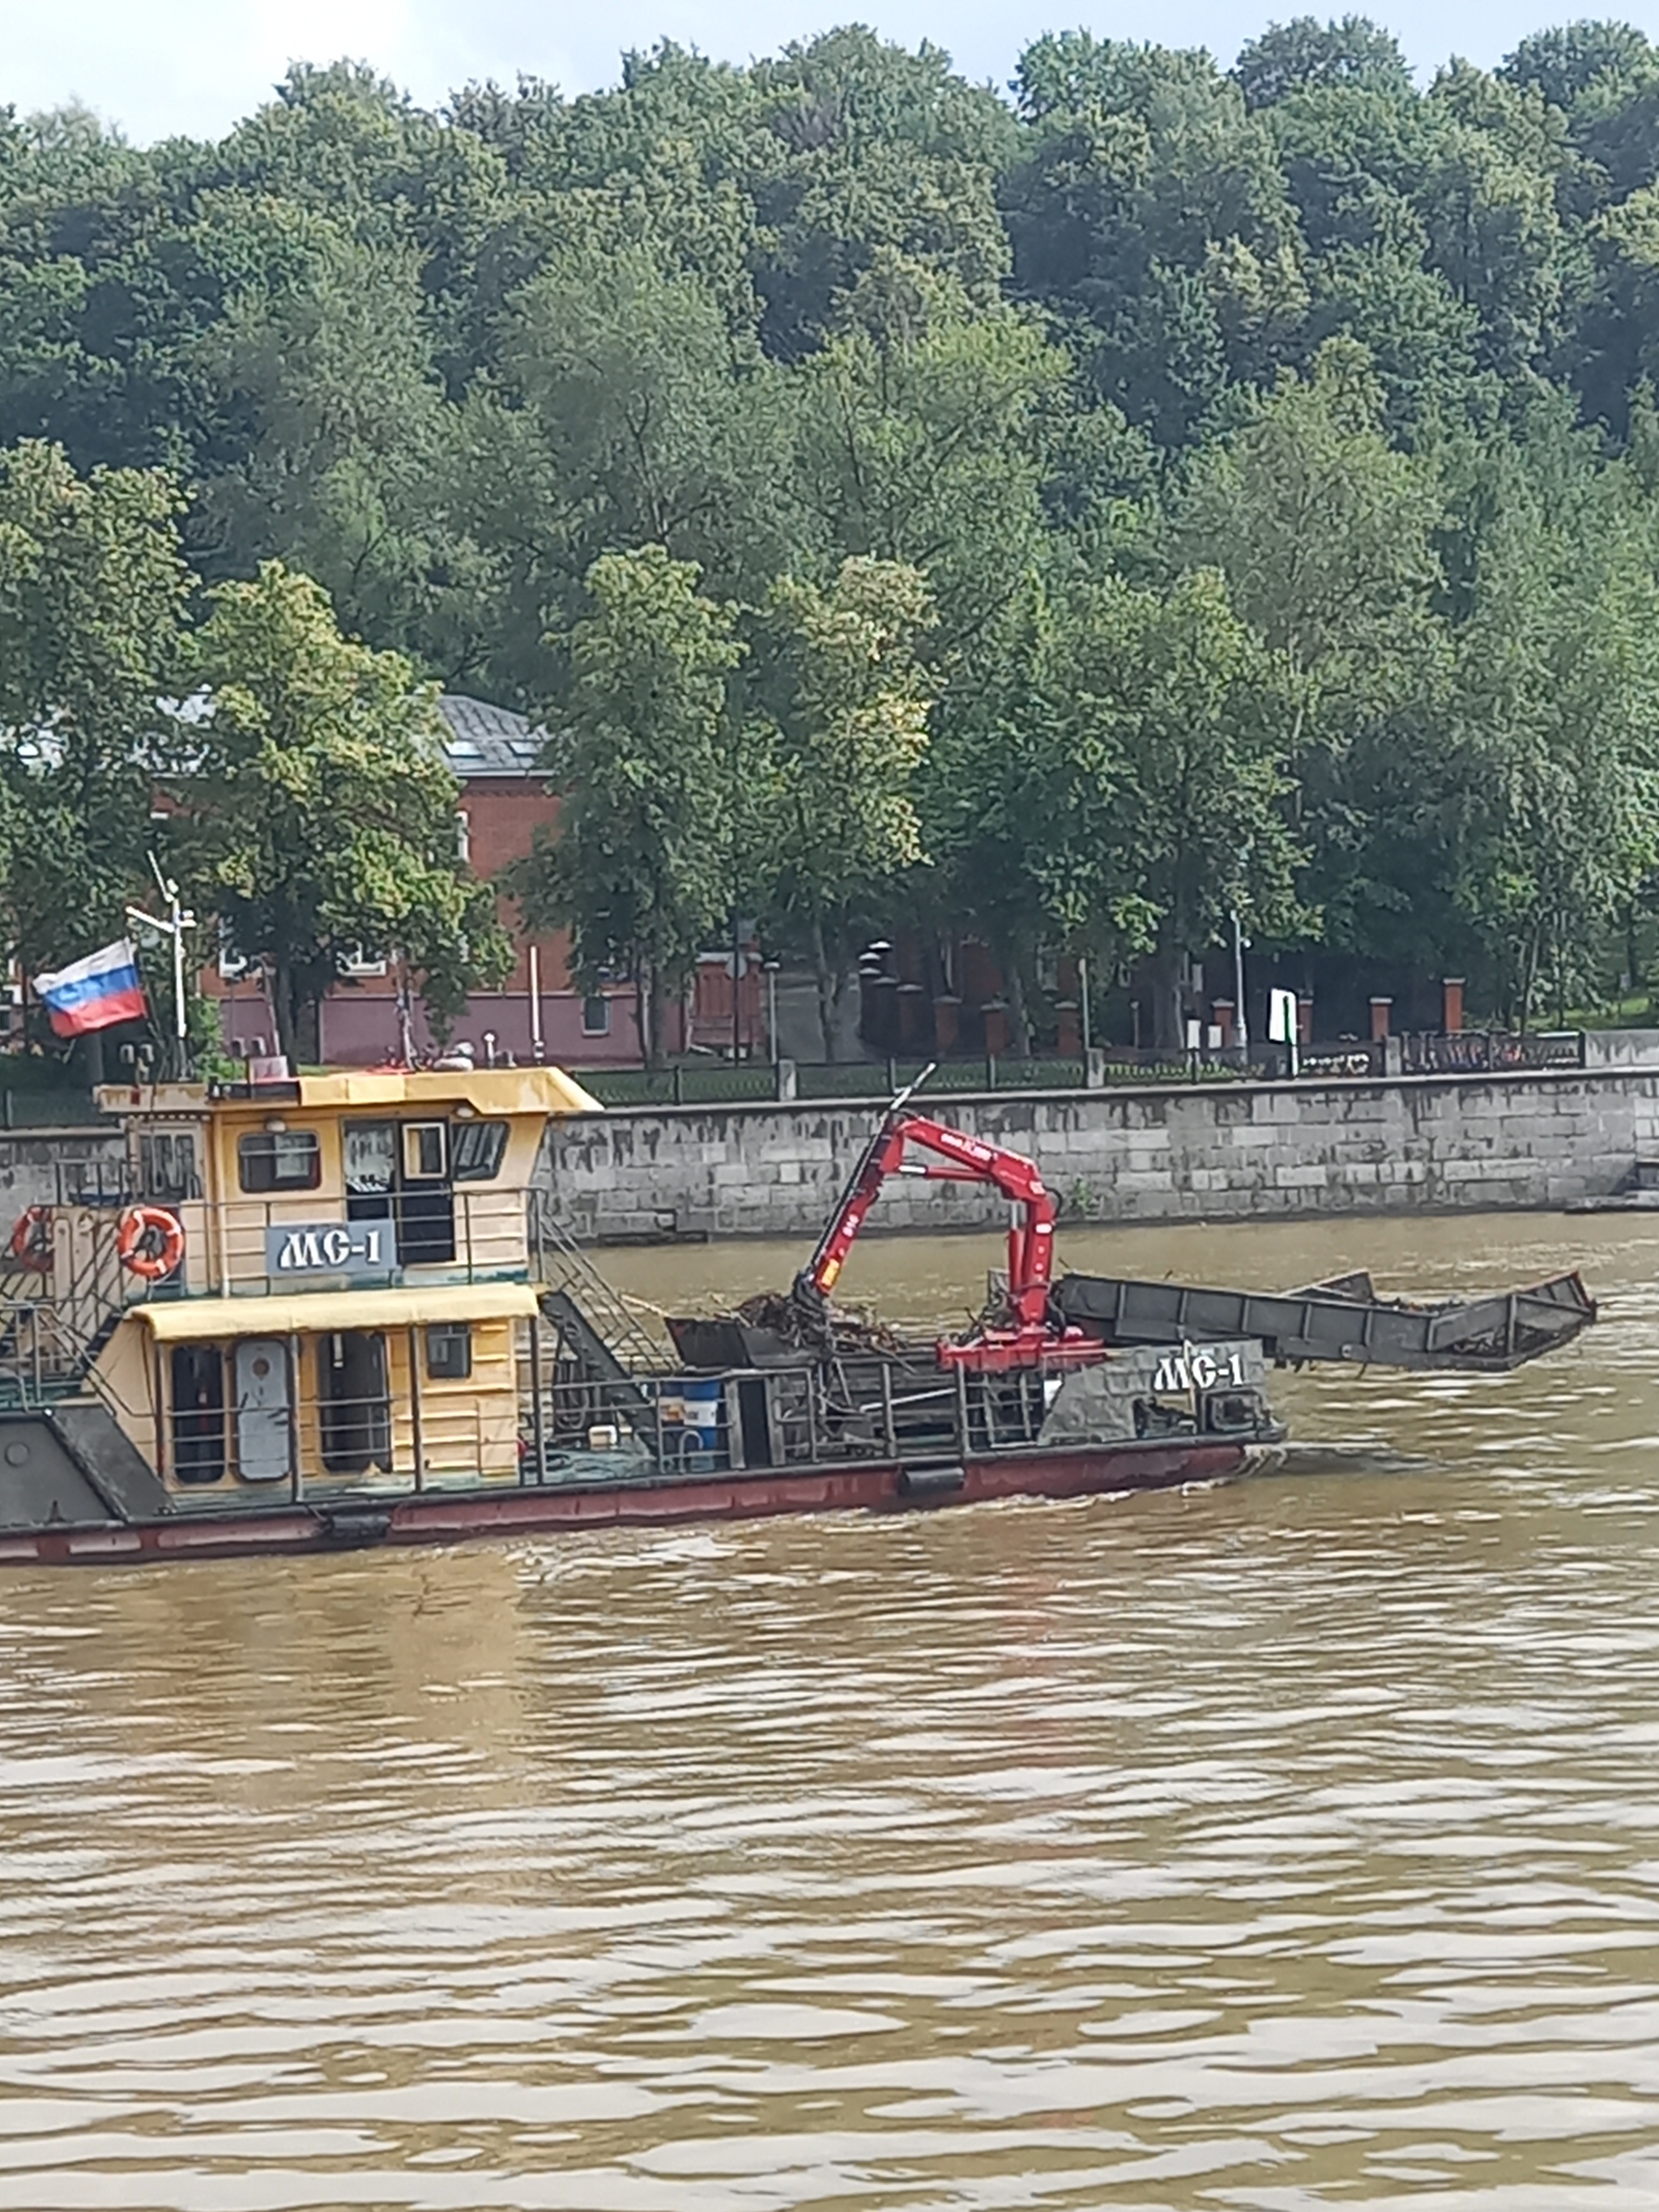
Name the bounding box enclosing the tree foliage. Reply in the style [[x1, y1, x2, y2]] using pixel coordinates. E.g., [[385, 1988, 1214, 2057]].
[[11, 19, 1659, 1046], [513, 546, 744, 1064], [177, 563, 510, 1065], [0, 441, 190, 988], [753, 556, 936, 1055]]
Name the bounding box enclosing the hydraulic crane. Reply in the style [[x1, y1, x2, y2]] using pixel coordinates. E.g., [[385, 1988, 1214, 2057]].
[[785, 1072, 1598, 1384], [791, 1069, 1100, 1374]]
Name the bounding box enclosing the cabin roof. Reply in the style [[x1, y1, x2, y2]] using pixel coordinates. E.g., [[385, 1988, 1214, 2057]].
[[96, 1063, 602, 1120], [134, 1281, 541, 1340]]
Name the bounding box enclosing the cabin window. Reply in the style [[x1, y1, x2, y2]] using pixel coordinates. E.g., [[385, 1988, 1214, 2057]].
[[344, 1118, 455, 1266], [343, 1121, 397, 1196], [170, 1344, 225, 1484], [450, 1119, 507, 1182], [403, 1122, 447, 1180], [317, 1332, 392, 1476], [139, 1131, 198, 1202], [238, 1129, 321, 1193], [424, 1322, 472, 1380]]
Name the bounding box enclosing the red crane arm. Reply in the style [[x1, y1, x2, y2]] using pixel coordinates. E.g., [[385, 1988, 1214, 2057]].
[[797, 1110, 1057, 1326]]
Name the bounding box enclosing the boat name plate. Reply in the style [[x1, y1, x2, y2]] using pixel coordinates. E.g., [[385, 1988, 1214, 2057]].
[[265, 1221, 398, 1278]]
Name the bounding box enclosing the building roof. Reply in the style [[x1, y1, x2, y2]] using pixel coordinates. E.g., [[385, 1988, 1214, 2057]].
[[435, 694, 548, 779], [13, 692, 548, 783]]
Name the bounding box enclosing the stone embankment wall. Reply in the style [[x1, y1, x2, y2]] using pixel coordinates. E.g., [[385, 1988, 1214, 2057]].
[[2, 1069, 1654, 1247], [544, 1069, 1659, 1242], [0, 1130, 121, 1215]]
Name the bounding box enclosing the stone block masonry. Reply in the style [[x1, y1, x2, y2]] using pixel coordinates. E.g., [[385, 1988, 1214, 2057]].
[[2, 1072, 1652, 1248], [0, 1129, 123, 1213], [541, 1069, 1659, 1242]]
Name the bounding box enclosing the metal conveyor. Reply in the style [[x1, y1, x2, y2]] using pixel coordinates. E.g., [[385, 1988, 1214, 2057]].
[[1051, 1268, 1596, 1373]]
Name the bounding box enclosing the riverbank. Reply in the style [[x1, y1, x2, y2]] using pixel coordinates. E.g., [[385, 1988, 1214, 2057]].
[[543, 1063, 1659, 1242], [6, 1059, 1657, 1245]]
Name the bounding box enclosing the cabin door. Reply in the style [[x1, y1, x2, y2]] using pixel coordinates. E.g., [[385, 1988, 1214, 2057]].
[[234, 1339, 292, 1484]]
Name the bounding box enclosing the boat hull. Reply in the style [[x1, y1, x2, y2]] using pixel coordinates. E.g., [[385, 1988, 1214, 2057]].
[[0, 1436, 1256, 1568]]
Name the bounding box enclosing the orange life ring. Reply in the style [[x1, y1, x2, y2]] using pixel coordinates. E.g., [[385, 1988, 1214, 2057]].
[[8, 1205, 52, 1272], [117, 1205, 186, 1282]]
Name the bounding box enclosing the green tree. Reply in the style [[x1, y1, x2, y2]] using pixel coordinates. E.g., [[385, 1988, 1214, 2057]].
[[1171, 345, 1444, 748], [1418, 72, 1567, 376], [1072, 571, 1309, 1046], [923, 578, 1136, 1055], [494, 241, 795, 620], [513, 546, 743, 1066], [747, 28, 1017, 360], [789, 279, 1064, 651], [0, 441, 192, 1025], [1444, 430, 1659, 1021], [193, 224, 484, 667], [1234, 16, 1414, 110], [1004, 35, 1303, 437], [177, 561, 509, 1067], [752, 556, 935, 1056], [1499, 21, 1656, 111], [1171, 347, 1449, 970]]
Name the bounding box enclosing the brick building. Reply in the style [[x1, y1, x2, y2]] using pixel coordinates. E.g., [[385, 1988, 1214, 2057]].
[[206, 696, 768, 1068]]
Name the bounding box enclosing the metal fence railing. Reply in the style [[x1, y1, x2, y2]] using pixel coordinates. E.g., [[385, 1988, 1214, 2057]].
[[579, 1029, 1589, 1107], [581, 1063, 777, 1107], [1403, 1030, 1586, 1074]]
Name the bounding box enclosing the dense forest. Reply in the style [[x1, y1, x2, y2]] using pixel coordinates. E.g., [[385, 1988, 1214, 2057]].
[[8, 17, 1659, 1052]]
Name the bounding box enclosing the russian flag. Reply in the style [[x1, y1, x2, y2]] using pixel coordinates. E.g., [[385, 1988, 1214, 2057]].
[[32, 940, 148, 1038]]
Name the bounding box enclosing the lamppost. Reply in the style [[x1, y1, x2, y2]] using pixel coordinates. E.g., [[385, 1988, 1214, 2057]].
[[1230, 910, 1251, 1055], [763, 959, 780, 1064]]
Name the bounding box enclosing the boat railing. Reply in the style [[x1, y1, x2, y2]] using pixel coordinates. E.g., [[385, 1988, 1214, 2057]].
[[0, 1207, 156, 1403], [156, 1334, 1265, 1510], [168, 1377, 514, 1500], [206, 1186, 529, 1292], [161, 1357, 1068, 1504], [519, 1350, 1084, 1480], [6, 1185, 533, 1314]]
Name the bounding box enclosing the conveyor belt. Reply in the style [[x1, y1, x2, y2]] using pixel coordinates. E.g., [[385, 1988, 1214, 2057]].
[[1052, 1268, 1595, 1372]]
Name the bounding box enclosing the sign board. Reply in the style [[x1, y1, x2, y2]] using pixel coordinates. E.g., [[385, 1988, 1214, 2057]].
[[1268, 988, 1299, 1044], [264, 1219, 397, 1278]]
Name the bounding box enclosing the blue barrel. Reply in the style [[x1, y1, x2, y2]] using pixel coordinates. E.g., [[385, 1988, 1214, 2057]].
[[680, 1378, 723, 1469]]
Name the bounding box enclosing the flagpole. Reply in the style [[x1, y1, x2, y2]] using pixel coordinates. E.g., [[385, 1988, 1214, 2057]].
[[171, 884, 186, 1070], [128, 856, 195, 1079]]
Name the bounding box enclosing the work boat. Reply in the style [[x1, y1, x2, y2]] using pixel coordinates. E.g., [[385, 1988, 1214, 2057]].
[[0, 1068, 1597, 1570]]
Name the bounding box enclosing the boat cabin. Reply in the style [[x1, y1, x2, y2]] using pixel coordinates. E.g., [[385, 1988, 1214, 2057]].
[[27, 1065, 598, 1505]]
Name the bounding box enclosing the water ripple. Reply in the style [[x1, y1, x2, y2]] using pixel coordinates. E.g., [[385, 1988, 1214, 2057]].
[[3, 1211, 1659, 2207]]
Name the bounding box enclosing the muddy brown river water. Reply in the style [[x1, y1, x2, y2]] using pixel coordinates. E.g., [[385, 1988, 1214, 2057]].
[[3, 1211, 1659, 2210]]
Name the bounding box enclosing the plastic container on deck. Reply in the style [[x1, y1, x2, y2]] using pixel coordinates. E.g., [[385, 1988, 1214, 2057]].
[[680, 1378, 724, 1472]]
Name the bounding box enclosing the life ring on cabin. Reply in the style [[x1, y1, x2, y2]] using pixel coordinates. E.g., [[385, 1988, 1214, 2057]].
[[117, 1204, 186, 1282], [8, 1205, 53, 1272]]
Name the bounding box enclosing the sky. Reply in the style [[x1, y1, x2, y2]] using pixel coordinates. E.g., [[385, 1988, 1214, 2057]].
[[13, 0, 1659, 143]]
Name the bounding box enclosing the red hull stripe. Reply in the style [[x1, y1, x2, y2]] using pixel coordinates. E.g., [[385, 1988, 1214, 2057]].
[[0, 1443, 1251, 1569]]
